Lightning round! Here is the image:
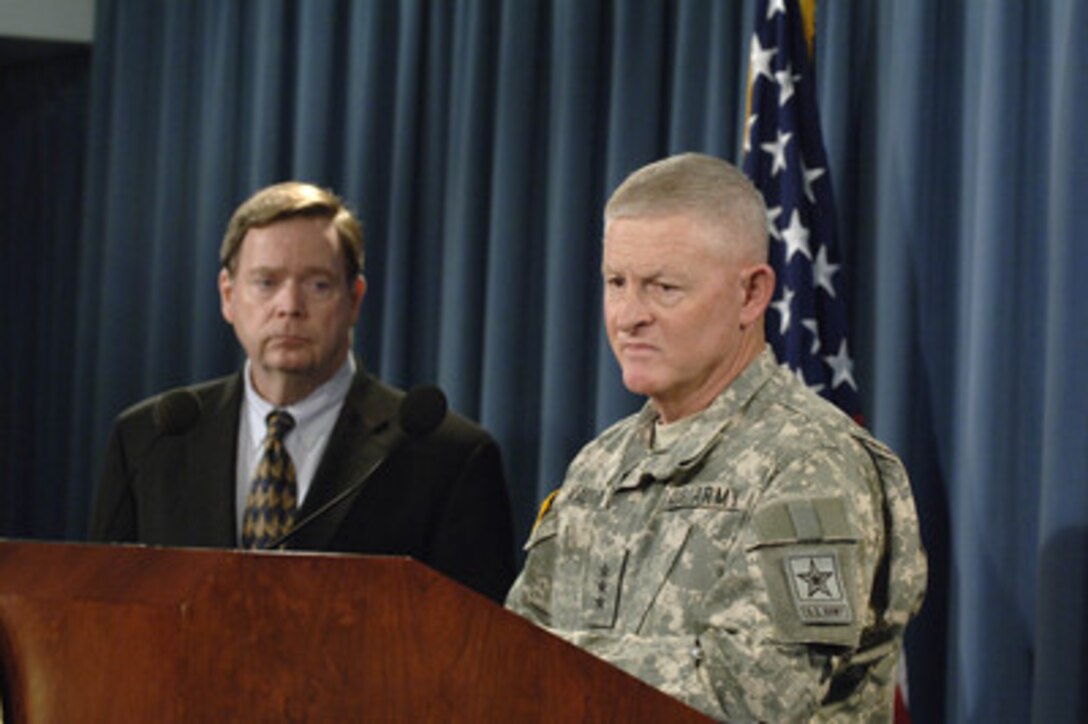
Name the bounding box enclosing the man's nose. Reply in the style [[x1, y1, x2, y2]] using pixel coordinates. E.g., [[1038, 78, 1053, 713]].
[[274, 280, 305, 315], [613, 289, 651, 331]]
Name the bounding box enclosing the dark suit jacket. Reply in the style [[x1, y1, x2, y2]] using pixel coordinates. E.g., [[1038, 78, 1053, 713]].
[[89, 366, 516, 602]]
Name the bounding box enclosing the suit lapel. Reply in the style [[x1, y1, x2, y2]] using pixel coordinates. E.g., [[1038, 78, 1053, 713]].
[[186, 374, 243, 546], [289, 369, 402, 550]]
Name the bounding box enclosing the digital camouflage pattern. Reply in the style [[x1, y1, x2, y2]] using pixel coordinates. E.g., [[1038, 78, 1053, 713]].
[[507, 349, 926, 722]]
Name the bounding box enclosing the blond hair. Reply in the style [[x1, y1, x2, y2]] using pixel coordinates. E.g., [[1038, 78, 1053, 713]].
[[220, 182, 364, 280]]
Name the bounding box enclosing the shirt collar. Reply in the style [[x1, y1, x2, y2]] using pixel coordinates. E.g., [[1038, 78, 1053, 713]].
[[242, 355, 356, 449]]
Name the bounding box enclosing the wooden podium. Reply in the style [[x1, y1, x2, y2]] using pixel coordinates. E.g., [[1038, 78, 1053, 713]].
[[0, 540, 709, 722]]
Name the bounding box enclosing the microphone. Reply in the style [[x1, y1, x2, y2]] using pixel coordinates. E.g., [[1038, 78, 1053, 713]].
[[397, 384, 448, 437], [268, 384, 448, 550]]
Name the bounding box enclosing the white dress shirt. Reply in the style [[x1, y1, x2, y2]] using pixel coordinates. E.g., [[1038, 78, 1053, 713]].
[[234, 355, 355, 542]]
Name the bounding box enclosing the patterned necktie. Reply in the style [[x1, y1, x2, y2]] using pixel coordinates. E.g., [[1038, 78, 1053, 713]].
[[241, 409, 297, 549]]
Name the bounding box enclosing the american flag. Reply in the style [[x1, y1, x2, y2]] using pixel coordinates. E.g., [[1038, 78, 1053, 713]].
[[741, 0, 861, 420], [742, 4, 913, 719]]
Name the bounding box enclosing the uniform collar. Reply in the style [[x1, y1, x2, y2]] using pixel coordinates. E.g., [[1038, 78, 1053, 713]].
[[615, 348, 779, 489]]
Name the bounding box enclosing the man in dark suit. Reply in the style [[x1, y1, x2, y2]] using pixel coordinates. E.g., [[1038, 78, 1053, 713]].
[[89, 182, 515, 603]]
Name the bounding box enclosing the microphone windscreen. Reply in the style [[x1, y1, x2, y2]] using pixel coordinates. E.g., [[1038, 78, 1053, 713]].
[[152, 389, 202, 435], [399, 385, 447, 437]]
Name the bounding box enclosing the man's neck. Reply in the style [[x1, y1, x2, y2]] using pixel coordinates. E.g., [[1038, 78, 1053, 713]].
[[654, 337, 766, 424], [249, 357, 349, 407], [254, 380, 317, 407]]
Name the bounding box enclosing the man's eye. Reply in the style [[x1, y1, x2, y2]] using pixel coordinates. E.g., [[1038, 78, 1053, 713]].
[[605, 276, 625, 288], [652, 282, 683, 300], [307, 278, 335, 297]]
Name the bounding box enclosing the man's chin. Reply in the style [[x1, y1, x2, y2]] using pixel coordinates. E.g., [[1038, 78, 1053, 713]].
[[621, 371, 660, 398], [260, 352, 315, 376]]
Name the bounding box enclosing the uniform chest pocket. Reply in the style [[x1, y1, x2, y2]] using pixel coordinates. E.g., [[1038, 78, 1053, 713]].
[[583, 548, 630, 628]]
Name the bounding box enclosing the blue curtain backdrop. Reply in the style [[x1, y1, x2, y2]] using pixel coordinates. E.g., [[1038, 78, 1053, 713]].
[[2, 1, 1085, 722], [0, 46, 89, 539]]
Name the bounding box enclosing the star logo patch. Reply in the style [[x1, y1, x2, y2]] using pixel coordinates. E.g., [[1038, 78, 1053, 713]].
[[784, 552, 853, 624]]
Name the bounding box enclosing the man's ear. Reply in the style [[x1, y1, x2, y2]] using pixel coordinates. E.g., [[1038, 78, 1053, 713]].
[[218, 268, 235, 324], [349, 275, 367, 319], [739, 263, 775, 327]]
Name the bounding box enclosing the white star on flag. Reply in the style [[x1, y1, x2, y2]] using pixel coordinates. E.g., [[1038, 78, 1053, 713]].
[[780, 209, 811, 262], [812, 245, 839, 297], [824, 340, 858, 391], [802, 161, 825, 203], [802, 318, 821, 354], [766, 206, 783, 240], [760, 130, 792, 176], [771, 286, 796, 335], [775, 66, 801, 107], [749, 36, 776, 84]]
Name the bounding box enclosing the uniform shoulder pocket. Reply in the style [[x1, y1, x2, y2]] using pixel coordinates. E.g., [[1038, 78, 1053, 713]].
[[749, 498, 863, 647]]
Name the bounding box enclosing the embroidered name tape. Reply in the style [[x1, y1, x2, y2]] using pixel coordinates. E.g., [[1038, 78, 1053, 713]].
[[664, 484, 742, 511]]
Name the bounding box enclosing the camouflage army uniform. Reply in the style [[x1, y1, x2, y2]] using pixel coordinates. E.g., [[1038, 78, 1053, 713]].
[[506, 349, 926, 722]]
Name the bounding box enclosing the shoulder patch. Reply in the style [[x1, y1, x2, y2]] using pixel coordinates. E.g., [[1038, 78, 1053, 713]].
[[784, 551, 854, 624], [531, 489, 559, 535]]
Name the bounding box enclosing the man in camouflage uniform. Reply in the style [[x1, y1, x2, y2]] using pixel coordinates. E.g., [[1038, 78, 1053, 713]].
[[506, 153, 926, 721]]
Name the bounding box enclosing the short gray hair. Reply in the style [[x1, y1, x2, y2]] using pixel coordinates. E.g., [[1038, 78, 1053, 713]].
[[604, 153, 769, 260]]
